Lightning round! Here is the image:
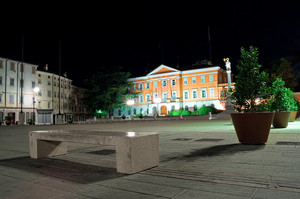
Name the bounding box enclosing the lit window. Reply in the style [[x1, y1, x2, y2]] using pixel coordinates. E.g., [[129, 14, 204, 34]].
[[162, 80, 167, 87], [201, 88, 207, 98], [192, 77, 196, 84], [171, 79, 176, 86], [192, 90, 198, 99], [184, 78, 188, 85], [10, 78, 14, 86], [145, 82, 150, 89], [139, 94, 143, 102], [201, 76, 205, 83], [209, 75, 214, 82], [139, 84, 143, 90], [184, 90, 189, 99]]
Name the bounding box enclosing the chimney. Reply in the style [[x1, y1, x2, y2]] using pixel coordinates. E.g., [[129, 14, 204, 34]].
[[44, 64, 48, 71]]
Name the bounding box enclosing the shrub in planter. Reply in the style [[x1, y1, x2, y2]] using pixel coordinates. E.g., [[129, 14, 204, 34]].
[[139, 114, 143, 119], [5, 116, 12, 125], [231, 46, 273, 144], [168, 110, 191, 116], [269, 78, 297, 127]]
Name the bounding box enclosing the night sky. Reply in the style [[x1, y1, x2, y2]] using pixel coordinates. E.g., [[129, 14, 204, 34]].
[[1, 1, 300, 88]]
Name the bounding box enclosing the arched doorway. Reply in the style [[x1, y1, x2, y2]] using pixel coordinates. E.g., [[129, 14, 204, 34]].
[[161, 106, 167, 115]]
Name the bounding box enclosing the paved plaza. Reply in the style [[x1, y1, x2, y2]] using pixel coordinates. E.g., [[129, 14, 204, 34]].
[[0, 118, 300, 199]]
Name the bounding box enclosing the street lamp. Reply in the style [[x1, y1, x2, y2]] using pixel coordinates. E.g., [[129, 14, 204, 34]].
[[32, 87, 40, 123], [126, 99, 135, 120]]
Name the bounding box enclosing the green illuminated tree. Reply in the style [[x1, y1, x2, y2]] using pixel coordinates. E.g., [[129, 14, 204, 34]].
[[84, 69, 134, 117]]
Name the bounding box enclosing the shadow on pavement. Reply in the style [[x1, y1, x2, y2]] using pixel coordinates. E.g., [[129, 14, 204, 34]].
[[183, 144, 265, 159], [0, 156, 125, 184]]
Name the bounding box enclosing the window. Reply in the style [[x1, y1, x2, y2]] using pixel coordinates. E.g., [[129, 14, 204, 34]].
[[48, 80, 51, 85], [154, 81, 157, 88], [0, 76, 2, 85], [32, 81, 35, 88], [171, 79, 176, 86], [139, 94, 143, 102], [209, 75, 214, 82], [201, 76, 205, 83], [146, 93, 150, 102], [192, 77, 196, 84], [54, 92, 56, 98], [133, 108, 136, 115], [140, 108, 143, 114], [184, 90, 189, 99], [138, 83, 143, 90], [154, 92, 158, 99], [10, 78, 14, 86], [132, 84, 136, 90], [9, 95, 14, 103], [118, 109, 121, 116], [48, 102, 51, 109], [48, 91, 51, 97], [38, 79, 42, 84], [38, 91, 42, 96], [145, 82, 150, 89], [0, 94, 2, 103], [162, 80, 167, 87], [171, 90, 176, 100], [185, 105, 189, 110], [184, 78, 188, 85], [192, 89, 198, 99], [162, 92, 167, 101], [32, 67, 36, 74], [209, 87, 215, 97], [201, 88, 207, 98], [10, 62, 15, 72]]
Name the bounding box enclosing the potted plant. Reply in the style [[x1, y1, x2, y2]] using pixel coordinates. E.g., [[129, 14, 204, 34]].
[[68, 117, 73, 124], [5, 116, 12, 125], [121, 115, 126, 119], [231, 46, 274, 144], [269, 78, 296, 126], [139, 114, 143, 119]]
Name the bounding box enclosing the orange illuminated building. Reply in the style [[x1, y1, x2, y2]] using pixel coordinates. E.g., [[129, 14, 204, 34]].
[[114, 64, 233, 117]]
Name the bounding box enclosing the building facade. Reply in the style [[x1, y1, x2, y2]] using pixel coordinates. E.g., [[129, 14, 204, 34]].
[[0, 57, 88, 125], [114, 64, 232, 117]]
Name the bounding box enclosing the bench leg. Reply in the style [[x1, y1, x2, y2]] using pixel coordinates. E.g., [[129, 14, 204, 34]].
[[30, 134, 67, 159], [116, 134, 159, 174]]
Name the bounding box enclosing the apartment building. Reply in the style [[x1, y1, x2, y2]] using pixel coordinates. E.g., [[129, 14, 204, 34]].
[[114, 64, 232, 117], [0, 57, 88, 124]]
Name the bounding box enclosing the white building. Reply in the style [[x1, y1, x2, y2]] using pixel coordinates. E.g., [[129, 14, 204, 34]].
[[0, 57, 87, 125]]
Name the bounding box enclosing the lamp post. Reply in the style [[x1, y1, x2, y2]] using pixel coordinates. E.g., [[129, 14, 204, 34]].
[[126, 99, 135, 121], [32, 87, 40, 123]]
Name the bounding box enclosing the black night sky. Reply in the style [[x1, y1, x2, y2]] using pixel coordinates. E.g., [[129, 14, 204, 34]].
[[1, 1, 300, 88]]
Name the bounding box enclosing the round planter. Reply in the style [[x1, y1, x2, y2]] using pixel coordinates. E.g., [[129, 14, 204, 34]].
[[231, 112, 274, 144], [289, 111, 297, 122], [273, 111, 291, 128]]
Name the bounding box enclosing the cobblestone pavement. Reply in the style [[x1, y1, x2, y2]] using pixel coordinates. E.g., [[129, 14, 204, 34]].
[[0, 119, 299, 199]]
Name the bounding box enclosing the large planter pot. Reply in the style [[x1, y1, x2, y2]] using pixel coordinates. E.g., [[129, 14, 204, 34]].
[[273, 111, 291, 128], [289, 111, 297, 122], [231, 112, 274, 144]]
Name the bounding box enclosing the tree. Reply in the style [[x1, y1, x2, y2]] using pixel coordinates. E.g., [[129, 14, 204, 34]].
[[231, 46, 270, 112], [84, 69, 134, 117], [267, 58, 298, 91]]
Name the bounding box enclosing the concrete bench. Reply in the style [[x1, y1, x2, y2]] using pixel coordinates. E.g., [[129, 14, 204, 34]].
[[29, 130, 159, 174]]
